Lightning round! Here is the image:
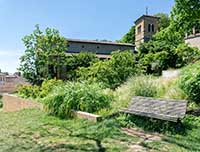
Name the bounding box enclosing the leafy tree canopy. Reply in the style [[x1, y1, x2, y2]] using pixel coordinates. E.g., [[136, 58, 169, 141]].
[[118, 25, 135, 44], [171, 0, 200, 33], [19, 25, 68, 84], [155, 13, 170, 30]]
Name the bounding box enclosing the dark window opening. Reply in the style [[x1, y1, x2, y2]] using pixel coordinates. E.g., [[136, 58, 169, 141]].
[[137, 25, 142, 34], [152, 24, 154, 32], [97, 46, 100, 49], [82, 45, 85, 48], [148, 24, 155, 32], [148, 24, 151, 32], [67, 44, 70, 47]]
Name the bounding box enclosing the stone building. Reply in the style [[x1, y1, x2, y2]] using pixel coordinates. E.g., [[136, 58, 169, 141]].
[[65, 15, 159, 55], [185, 28, 200, 49], [135, 15, 159, 48], [66, 39, 135, 58]]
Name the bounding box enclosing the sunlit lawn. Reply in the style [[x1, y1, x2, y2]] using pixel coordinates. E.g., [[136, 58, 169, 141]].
[[0, 108, 200, 152]]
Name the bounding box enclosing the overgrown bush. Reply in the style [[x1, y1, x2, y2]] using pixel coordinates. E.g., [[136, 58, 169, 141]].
[[78, 51, 138, 89], [17, 79, 63, 99], [17, 84, 40, 99], [43, 81, 112, 118], [178, 62, 200, 103], [38, 79, 63, 98], [65, 52, 98, 80], [175, 43, 200, 68]]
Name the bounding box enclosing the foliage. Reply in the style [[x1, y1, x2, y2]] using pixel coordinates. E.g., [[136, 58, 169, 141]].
[[38, 79, 63, 98], [178, 62, 200, 103], [65, 52, 98, 80], [175, 43, 200, 68], [17, 84, 40, 99], [138, 25, 188, 74], [171, 0, 200, 33], [17, 79, 63, 99], [78, 51, 138, 89], [126, 76, 158, 97], [43, 81, 112, 118], [139, 51, 168, 75], [19, 25, 67, 84], [118, 25, 135, 44], [155, 13, 171, 30]]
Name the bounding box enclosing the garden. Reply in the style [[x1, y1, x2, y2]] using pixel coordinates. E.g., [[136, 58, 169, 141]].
[[1, 0, 200, 151]]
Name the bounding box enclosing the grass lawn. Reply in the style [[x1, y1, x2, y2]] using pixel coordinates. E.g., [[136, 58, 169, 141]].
[[0, 109, 200, 152], [0, 109, 139, 152]]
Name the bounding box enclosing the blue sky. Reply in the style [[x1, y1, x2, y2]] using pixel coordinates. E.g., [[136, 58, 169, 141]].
[[0, 0, 174, 73]]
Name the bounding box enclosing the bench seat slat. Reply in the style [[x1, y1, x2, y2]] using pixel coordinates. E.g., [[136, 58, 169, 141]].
[[121, 96, 188, 122]]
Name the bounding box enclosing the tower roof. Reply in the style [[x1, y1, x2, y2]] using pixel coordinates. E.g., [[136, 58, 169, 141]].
[[135, 15, 159, 24]]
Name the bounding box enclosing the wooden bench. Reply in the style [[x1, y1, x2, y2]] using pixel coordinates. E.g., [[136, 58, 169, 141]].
[[121, 96, 188, 122]]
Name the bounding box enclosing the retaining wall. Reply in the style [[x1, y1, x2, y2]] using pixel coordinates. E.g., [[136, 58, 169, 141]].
[[2, 94, 43, 112]]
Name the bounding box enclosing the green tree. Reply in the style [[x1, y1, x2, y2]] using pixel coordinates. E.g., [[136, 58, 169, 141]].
[[171, 0, 200, 33], [155, 13, 170, 30], [78, 51, 138, 89], [19, 25, 67, 84], [119, 25, 135, 44]]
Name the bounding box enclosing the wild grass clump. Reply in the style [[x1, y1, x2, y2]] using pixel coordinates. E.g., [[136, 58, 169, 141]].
[[178, 62, 200, 104], [43, 81, 112, 118]]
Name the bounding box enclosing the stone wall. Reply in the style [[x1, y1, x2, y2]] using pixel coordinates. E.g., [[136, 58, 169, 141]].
[[185, 34, 200, 49], [2, 94, 43, 112], [67, 39, 135, 55]]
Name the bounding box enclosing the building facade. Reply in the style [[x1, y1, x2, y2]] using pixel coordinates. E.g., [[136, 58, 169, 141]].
[[66, 39, 135, 58], [185, 28, 200, 49], [135, 15, 159, 48]]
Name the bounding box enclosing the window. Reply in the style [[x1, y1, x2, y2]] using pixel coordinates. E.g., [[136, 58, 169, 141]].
[[67, 44, 70, 47], [148, 24, 155, 32], [137, 25, 142, 34], [148, 24, 151, 32], [82, 45, 85, 48], [97, 46, 99, 49]]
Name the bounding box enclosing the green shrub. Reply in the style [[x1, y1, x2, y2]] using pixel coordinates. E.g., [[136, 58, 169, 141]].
[[17, 79, 63, 99], [78, 51, 138, 89], [65, 52, 98, 80], [175, 43, 200, 68], [43, 81, 112, 118], [17, 84, 40, 99], [178, 62, 200, 103], [139, 51, 168, 75], [38, 79, 63, 98]]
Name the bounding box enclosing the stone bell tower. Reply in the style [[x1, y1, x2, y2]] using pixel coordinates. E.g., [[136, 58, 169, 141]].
[[135, 15, 159, 48]]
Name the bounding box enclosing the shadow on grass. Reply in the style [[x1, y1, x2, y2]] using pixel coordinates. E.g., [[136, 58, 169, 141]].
[[122, 114, 194, 135]]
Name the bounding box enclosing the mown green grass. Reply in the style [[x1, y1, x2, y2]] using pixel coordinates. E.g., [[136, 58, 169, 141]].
[[0, 109, 200, 152], [0, 109, 139, 152]]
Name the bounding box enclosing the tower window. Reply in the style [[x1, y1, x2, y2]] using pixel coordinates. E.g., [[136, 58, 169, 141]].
[[148, 24, 155, 32], [137, 25, 142, 34], [148, 24, 151, 32]]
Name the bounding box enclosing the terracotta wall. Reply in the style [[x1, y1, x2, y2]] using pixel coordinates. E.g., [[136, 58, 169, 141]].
[[2, 94, 43, 112]]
